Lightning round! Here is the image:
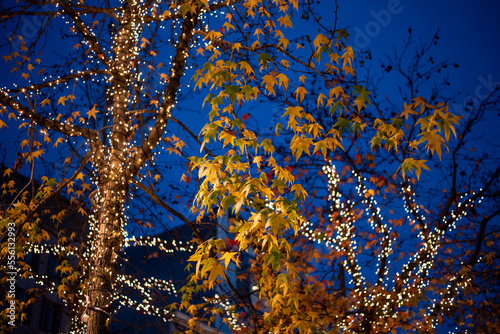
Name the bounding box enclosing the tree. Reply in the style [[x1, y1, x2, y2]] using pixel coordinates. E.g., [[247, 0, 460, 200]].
[[0, 1, 497, 334]]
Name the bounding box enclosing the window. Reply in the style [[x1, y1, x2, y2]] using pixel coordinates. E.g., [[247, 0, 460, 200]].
[[39, 299, 62, 334]]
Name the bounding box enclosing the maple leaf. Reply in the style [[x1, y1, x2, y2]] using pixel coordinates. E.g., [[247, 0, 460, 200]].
[[196, 47, 205, 56], [400, 158, 430, 180], [419, 129, 446, 159], [313, 33, 330, 48], [54, 137, 64, 147], [41, 98, 50, 107], [253, 155, 263, 169], [31, 149, 44, 160], [400, 102, 418, 120], [160, 73, 169, 82], [277, 14, 293, 28], [58, 96, 69, 106], [87, 105, 99, 119], [140, 37, 150, 48], [262, 74, 278, 96], [220, 252, 239, 268], [294, 86, 308, 103], [21, 73, 29, 80], [3, 168, 13, 177]]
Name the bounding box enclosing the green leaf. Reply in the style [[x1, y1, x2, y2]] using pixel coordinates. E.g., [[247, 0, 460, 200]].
[[333, 117, 351, 136], [258, 53, 272, 66]]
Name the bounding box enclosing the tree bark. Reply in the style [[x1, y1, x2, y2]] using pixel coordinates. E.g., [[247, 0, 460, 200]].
[[86, 4, 133, 332]]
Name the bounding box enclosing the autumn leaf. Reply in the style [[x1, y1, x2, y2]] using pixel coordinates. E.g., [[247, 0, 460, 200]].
[[3, 168, 13, 177], [253, 155, 263, 169], [87, 105, 99, 119], [196, 46, 205, 56], [294, 86, 308, 103], [400, 158, 430, 180], [160, 73, 169, 82], [220, 252, 239, 268], [400, 102, 418, 120], [54, 137, 64, 147], [57, 96, 69, 106]]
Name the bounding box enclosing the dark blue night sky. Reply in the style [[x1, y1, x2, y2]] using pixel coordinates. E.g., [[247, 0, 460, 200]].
[[338, 0, 500, 142]]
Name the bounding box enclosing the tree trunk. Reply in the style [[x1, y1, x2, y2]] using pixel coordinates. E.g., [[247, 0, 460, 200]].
[[87, 181, 126, 334], [86, 4, 133, 332]]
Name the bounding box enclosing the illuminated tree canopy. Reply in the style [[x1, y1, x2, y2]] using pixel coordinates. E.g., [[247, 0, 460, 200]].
[[0, 1, 498, 333]]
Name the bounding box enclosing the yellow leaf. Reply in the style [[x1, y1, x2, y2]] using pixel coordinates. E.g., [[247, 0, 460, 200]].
[[0, 119, 7, 129], [87, 105, 99, 119], [254, 28, 264, 39], [276, 73, 289, 91], [313, 33, 330, 48], [294, 86, 308, 103], [220, 252, 239, 268], [27, 63, 34, 71], [41, 98, 51, 107], [253, 156, 263, 169], [54, 137, 64, 148], [400, 102, 418, 120], [31, 149, 44, 159], [21, 73, 29, 80], [196, 46, 205, 56], [3, 168, 13, 177], [160, 73, 169, 82], [57, 96, 69, 106], [262, 74, 278, 96], [317, 93, 326, 109]]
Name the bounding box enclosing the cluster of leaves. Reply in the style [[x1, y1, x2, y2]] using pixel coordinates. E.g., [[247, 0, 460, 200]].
[[173, 2, 496, 334]]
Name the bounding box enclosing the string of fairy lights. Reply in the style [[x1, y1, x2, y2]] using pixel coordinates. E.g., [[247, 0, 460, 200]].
[[297, 162, 484, 332], [1, 0, 234, 331]]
